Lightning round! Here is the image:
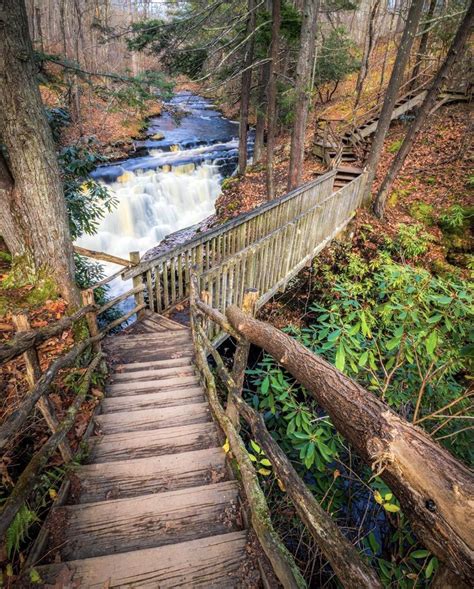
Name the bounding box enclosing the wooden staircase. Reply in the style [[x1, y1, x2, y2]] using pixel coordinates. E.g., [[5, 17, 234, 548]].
[[37, 312, 250, 588]]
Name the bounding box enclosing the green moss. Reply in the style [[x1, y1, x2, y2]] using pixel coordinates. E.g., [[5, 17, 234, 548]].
[[221, 176, 239, 191], [409, 201, 434, 225], [388, 139, 403, 154]]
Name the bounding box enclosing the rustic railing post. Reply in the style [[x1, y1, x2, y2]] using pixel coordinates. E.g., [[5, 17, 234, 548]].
[[11, 314, 73, 462], [81, 289, 101, 353], [129, 251, 146, 318], [226, 288, 259, 428]]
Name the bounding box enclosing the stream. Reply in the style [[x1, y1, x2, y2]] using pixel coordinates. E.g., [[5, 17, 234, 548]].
[[76, 91, 252, 293]]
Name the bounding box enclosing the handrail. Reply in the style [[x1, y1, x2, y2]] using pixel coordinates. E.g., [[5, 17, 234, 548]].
[[73, 245, 134, 268], [121, 169, 338, 281], [190, 283, 474, 585], [189, 284, 382, 588]]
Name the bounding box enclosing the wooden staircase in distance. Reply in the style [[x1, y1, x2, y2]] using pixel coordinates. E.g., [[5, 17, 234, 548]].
[[37, 311, 250, 588]]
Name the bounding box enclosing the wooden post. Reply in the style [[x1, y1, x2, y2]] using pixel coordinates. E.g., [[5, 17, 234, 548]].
[[129, 251, 145, 318], [12, 314, 73, 462], [81, 289, 100, 353], [226, 288, 259, 428]]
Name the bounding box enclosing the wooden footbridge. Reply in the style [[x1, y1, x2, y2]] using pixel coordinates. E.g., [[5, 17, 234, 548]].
[[1, 168, 473, 587]]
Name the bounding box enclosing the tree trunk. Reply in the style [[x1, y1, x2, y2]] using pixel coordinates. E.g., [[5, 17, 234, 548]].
[[253, 61, 270, 163], [373, 0, 474, 218], [0, 0, 80, 306], [287, 0, 320, 191], [265, 0, 281, 200], [362, 0, 424, 205], [238, 0, 257, 176], [225, 306, 474, 583], [354, 0, 381, 108], [410, 0, 437, 90]]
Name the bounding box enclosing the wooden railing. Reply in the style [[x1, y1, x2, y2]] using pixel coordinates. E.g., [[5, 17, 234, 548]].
[[189, 280, 474, 587], [0, 260, 146, 540], [122, 170, 366, 338]]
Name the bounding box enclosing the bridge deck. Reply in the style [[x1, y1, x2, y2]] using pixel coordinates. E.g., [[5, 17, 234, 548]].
[[38, 312, 250, 587]]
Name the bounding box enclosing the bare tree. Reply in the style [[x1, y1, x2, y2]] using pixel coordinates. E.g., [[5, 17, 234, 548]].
[[354, 0, 381, 107], [362, 0, 425, 205], [238, 0, 257, 176], [0, 0, 80, 306], [374, 0, 474, 218], [287, 0, 320, 191], [265, 0, 281, 200]]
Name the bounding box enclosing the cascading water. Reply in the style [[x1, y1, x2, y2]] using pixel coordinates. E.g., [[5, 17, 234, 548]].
[[76, 91, 253, 299]]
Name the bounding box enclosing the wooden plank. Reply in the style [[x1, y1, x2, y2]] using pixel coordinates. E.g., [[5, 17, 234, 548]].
[[37, 531, 248, 588], [76, 448, 227, 503], [101, 387, 204, 413], [54, 481, 240, 560], [105, 375, 200, 396], [105, 348, 195, 364], [94, 403, 211, 434], [87, 423, 221, 464], [109, 365, 196, 382], [112, 357, 193, 372]]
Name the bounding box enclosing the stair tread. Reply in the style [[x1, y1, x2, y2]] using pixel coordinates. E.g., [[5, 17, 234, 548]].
[[95, 403, 211, 434], [112, 357, 193, 371], [106, 375, 201, 396], [76, 448, 227, 502], [109, 365, 196, 382], [101, 387, 205, 413], [53, 481, 240, 560], [87, 423, 221, 463], [37, 531, 248, 588]]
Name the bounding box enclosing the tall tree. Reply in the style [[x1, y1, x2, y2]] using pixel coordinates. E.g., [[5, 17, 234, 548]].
[[238, 0, 257, 176], [354, 0, 381, 107], [0, 0, 80, 306], [266, 0, 281, 200], [362, 0, 425, 205], [287, 0, 320, 191], [410, 0, 437, 90], [373, 0, 474, 218]]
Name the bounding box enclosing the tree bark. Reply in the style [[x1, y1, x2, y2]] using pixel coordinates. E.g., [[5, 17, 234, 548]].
[[354, 0, 381, 108], [410, 0, 437, 90], [0, 0, 80, 306], [287, 0, 320, 191], [253, 61, 270, 164], [226, 306, 474, 583], [373, 0, 474, 218], [362, 0, 424, 205], [238, 0, 257, 176], [265, 0, 281, 200]]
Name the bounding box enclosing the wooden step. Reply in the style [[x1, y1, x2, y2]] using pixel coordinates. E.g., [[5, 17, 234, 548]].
[[105, 335, 192, 350], [76, 448, 227, 503], [37, 531, 248, 588], [101, 387, 204, 413], [113, 357, 193, 372], [105, 346, 194, 364], [109, 365, 196, 382], [54, 481, 240, 560], [87, 423, 221, 464], [106, 375, 200, 396], [94, 403, 211, 434]]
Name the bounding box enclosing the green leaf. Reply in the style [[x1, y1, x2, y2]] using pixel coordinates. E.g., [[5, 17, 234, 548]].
[[248, 453, 257, 462], [260, 458, 272, 467], [29, 569, 42, 584], [257, 468, 271, 476], [328, 329, 341, 342], [425, 556, 438, 578], [358, 350, 369, 366], [410, 550, 430, 559], [425, 330, 438, 355], [384, 503, 400, 513], [386, 337, 400, 351], [261, 376, 270, 394], [250, 440, 261, 454], [368, 532, 380, 554], [435, 296, 452, 305], [335, 342, 345, 372]]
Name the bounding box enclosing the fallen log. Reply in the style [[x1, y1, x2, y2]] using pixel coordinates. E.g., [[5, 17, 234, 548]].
[[226, 305, 474, 583]]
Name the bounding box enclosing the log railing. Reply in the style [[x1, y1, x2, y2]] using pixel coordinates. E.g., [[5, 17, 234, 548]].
[[0, 272, 145, 539], [189, 277, 474, 587]]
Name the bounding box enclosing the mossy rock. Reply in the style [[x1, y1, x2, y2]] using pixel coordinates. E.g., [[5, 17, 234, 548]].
[[409, 201, 435, 225], [150, 132, 165, 140]]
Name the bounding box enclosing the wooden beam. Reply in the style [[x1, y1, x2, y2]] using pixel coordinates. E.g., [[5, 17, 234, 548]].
[[74, 245, 133, 267]]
